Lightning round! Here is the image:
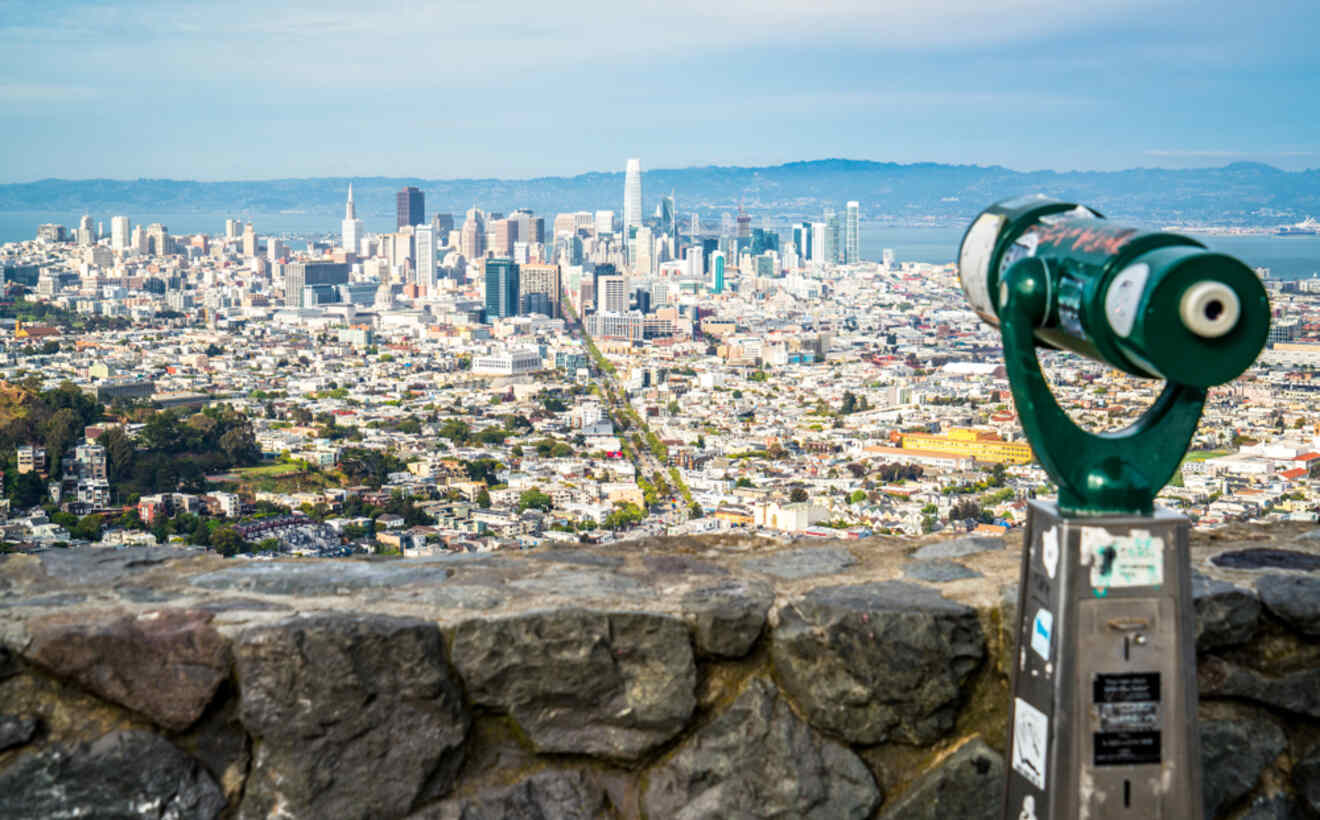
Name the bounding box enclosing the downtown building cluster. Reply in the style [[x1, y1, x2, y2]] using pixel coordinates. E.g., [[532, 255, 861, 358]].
[[3, 163, 1318, 554]]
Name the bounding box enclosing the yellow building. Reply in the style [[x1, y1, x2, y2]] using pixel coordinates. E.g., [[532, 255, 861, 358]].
[[899, 427, 1033, 465]]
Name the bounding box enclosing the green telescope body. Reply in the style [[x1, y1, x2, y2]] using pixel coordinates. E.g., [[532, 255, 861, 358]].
[[958, 195, 1270, 515]]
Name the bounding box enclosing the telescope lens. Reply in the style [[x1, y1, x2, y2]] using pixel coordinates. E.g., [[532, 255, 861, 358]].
[[1179, 281, 1240, 338]]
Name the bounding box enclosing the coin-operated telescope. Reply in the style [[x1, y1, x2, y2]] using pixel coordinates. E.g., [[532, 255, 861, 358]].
[[958, 196, 1269, 820]]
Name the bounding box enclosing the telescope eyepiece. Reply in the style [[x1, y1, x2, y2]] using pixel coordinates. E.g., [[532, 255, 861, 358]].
[[1180, 281, 1240, 338]]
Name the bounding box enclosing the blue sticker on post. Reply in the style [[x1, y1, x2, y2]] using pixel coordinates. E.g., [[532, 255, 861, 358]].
[[1031, 609, 1053, 661]]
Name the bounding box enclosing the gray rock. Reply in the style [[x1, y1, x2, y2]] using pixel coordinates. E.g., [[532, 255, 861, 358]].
[[904, 559, 982, 583], [25, 608, 231, 731], [771, 581, 985, 745], [195, 597, 294, 613], [1257, 574, 1320, 636], [0, 645, 16, 679], [527, 549, 624, 568], [507, 567, 647, 599], [1239, 794, 1302, 820], [680, 578, 774, 658], [912, 536, 1004, 561], [1192, 572, 1261, 650], [1199, 656, 1320, 717], [0, 714, 39, 751], [998, 584, 1019, 679], [643, 554, 727, 576], [1295, 742, 1320, 815], [29, 547, 196, 586], [1200, 718, 1286, 818], [190, 559, 451, 596], [404, 583, 506, 610], [642, 676, 880, 820], [740, 547, 856, 580], [0, 592, 87, 609], [410, 770, 610, 820], [236, 613, 469, 820], [878, 736, 1005, 820], [450, 608, 695, 760], [0, 729, 225, 820]]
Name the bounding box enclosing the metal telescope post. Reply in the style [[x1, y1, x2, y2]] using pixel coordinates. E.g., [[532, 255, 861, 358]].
[[956, 196, 1271, 820]]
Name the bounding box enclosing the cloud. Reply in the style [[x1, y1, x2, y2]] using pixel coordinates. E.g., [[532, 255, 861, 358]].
[[1145, 149, 1315, 159]]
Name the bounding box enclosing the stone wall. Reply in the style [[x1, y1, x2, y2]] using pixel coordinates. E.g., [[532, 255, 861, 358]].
[[1, 523, 1317, 819]]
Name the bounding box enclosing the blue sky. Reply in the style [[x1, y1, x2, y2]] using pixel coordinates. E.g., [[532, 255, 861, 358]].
[[1, 0, 1316, 181]]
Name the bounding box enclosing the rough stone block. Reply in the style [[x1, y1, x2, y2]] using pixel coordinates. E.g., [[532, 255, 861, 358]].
[[642, 676, 881, 819], [1192, 572, 1261, 650], [236, 613, 469, 820], [877, 736, 1005, 820], [0, 714, 39, 751], [771, 581, 985, 745], [1257, 574, 1320, 636], [1200, 718, 1286, 818], [410, 770, 610, 820], [0, 729, 224, 819], [740, 546, 856, 580], [680, 578, 773, 658], [1199, 656, 1320, 718], [451, 608, 695, 761], [1295, 742, 1320, 815], [25, 608, 231, 731]]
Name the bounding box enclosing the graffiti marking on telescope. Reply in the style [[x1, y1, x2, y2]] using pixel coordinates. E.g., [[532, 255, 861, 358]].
[[1031, 608, 1054, 662], [1041, 526, 1059, 579], [1012, 697, 1049, 790]]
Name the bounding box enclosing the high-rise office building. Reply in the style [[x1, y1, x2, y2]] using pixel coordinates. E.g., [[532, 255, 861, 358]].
[[632, 226, 653, 277], [147, 223, 171, 257], [598, 274, 629, 315], [825, 208, 843, 263], [845, 201, 860, 264], [77, 215, 94, 246], [110, 216, 131, 251], [225, 219, 241, 240], [623, 158, 642, 232], [594, 211, 614, 236], [657, 193, 675, 238], [690, 213, 700, 236], [484, 258, 520, 319], [284, 261, 350, 308], [342, 184, 363, 253], [520, 263, 561, 317], [242, 224, 257, 258], [396, 186, 424, 229], [432, 213, 455, 237], [491, 218, 518, 257], [710, 252, 726, 294], [266, 237, 284, 262], [793, 223, 812, 262], [415, 225, 436, 294], [461, 208, 486, 260]]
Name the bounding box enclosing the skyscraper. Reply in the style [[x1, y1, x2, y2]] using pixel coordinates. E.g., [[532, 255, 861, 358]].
[[710, 251, 726, 294], [520, 263, 561, 317], [845, 201, 860, 264], [415, 225, 436, 295], [793, 222, 812, 262], [342, 184, 363, 253], [242, 223, 257, 258], [484, 258, 520, 319], [823, 208, 842, 263], [623, 158, 642, 233], [461, 208, 486, 260], [396, 186, 424, 229], [110, 216, 130, 252], [77, 215, 94, 246], [658, 193, 675, 238], [594, 211, 614, 236]]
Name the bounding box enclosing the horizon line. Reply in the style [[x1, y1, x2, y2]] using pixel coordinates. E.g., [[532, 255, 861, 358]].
[[0, 157, 1312, 187]]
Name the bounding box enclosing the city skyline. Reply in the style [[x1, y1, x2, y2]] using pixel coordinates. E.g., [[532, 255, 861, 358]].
[[0, 0, 1316, 181]]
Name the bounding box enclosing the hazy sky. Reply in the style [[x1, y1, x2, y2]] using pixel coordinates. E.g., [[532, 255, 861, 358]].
[[1, 0, 1316, 181]]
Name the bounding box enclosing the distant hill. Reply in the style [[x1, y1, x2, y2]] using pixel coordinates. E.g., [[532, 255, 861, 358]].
[[2, 159, 1318, 227]]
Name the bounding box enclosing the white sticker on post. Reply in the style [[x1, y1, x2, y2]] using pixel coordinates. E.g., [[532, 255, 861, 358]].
[[1040, 526, 1058, 579], [1081, 528, 1164, 594], [1012, 697, 1049, 790]]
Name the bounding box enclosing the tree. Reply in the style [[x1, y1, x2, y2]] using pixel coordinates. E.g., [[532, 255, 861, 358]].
[[8, 471, 45, 509], [789, 487, 809, 503], [41, 407, 80, 475], [841, 391, 858, 415], [98, 428, 136, 484], [212, 527, 244, 557], [518, 488, 553, 512], [849, 490, 867, 504], [846, 462, 867, 479], [475, 487, 491, 508], [689, 502, 703, 519], [604, 502, 645, 530], [735, 477, 753, 488], [71, 515, 102, 542]]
